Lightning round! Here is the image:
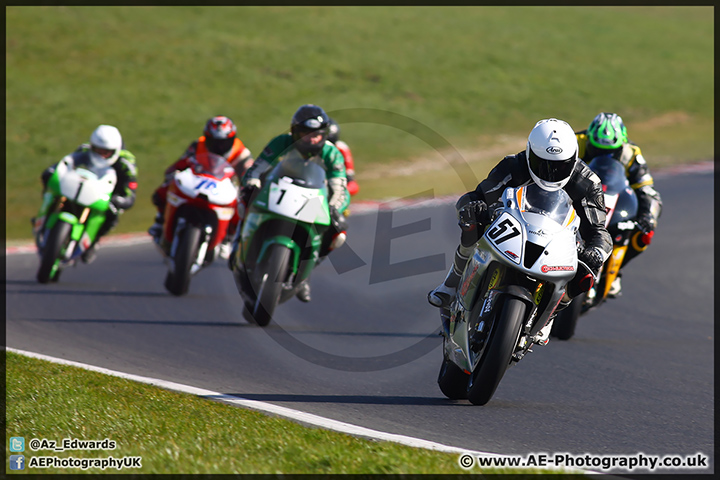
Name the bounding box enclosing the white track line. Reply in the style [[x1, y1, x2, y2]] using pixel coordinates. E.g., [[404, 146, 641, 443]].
[[6, 347, 593, 473]]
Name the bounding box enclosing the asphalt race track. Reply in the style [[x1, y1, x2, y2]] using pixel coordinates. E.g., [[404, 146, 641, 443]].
[[6, 169, 714, 474]]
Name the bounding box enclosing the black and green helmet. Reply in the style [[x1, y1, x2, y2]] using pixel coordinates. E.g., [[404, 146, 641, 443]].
[[587, 112, 628, 150]]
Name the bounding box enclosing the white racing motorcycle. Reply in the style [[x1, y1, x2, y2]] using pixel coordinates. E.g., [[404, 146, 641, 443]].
[[437, 183, 591, 405]]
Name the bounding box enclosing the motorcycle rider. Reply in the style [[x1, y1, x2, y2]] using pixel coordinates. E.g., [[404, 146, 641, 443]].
[[148, 115, 253, 257], [40, 125, 137, 264], [428, 118, 612, 332], [327, 117, 360, 196], [232, 104, 350, 303], [576, 112, 662, 297]]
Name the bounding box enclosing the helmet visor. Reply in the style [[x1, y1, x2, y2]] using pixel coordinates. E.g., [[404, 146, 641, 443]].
[[206, 137, 234, 156], [528, 149, 576, 183], [91, 145, 115, 159]]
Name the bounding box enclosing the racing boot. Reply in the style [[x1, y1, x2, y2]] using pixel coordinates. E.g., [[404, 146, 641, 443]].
[[608, 273, 622, 297], [81, 241, 99, 264], [296, 280, 311, 303], [148, 212, 164, 241], [428, 244, 470, 308]]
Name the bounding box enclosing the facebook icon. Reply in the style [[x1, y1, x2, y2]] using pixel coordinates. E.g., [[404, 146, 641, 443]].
[[10, 454, 25, 470]]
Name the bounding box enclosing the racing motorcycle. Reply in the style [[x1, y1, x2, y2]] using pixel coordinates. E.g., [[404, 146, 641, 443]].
[[550, 154, 639, 340], [32, 156, 117, 283], [437, 183, 592, 405], [156, 151, 238, 296], [230, 149, 343, 327]]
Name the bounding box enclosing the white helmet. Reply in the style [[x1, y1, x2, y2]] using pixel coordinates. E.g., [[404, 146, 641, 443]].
[[526, 118, 578, 191], [89, 125, 123, 167]]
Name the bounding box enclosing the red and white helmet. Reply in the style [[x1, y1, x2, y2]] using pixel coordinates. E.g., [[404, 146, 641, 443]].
[[526, 118, 578, 191], [203, 115, 237, 156]]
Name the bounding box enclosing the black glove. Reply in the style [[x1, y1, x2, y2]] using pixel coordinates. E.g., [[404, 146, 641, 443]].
[[636, 212, 656, 235], [578, 246, 605, 274], [240, 185, 257, 206], [457, 200, 488, 228], [109, 195, 124, 215], [329, 206, 348, 232]]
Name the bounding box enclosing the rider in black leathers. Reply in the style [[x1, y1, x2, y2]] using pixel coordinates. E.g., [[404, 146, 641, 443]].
[[576, 112, 663, 297], [428, 118, 612, 318]]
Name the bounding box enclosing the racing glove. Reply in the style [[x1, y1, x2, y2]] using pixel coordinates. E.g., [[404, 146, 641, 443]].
[[578, 246, 605, 276], [457, 200, 488, 230], [329, 206, 348, 233], [237, 185, 258, 220], [636, 212, 656, 245]]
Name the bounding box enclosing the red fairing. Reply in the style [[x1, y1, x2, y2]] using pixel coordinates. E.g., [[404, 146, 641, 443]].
[[161, 159, 238, 251]]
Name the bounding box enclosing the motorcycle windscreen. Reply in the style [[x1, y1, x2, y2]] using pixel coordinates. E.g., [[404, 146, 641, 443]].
[[191, 152, 235, 179], [266, 152, 328, 190], [587, 155, 628, 195], [518, 183, 574, 226]]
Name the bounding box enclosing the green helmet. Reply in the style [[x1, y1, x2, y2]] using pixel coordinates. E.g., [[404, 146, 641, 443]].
[[587, 113, 628, 150]]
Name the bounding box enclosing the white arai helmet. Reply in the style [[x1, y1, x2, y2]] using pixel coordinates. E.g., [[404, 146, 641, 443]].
[[89, 125, 123, 168], [526, 118, 578, 191]]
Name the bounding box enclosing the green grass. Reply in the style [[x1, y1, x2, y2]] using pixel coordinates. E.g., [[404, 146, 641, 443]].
[[6, 6, 714, 239], [6, 351, 575, 475]]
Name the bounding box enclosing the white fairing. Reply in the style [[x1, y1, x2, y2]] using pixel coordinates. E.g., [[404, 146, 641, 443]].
[[484, 187, 579, 281], [174, 168, 237, 206], [55, 157, 117, 206], [267, 176, 331, 224]]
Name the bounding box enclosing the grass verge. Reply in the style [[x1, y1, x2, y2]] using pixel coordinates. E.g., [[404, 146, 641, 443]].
[[5, 351, 572, 475], [6, 6, 714, 240]]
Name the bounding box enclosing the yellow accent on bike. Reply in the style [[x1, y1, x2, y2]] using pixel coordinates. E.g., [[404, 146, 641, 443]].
[[488, 267, 501, 290], [602, 245, 627, 298], [631, 231, 649, 252], [533, 282, 544, 305]]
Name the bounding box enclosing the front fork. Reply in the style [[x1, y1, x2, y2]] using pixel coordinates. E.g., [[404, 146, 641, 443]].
[[168, 218, 213, 274]]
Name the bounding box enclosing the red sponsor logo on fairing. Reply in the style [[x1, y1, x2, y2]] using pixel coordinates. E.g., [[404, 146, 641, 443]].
[[541, 265, 574, 273]]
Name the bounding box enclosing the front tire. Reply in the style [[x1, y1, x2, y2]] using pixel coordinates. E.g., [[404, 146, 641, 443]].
[[165, 225, 201, 296], [467, 297, 526, 406], [550, 292, 585, 340], [251, 245, 291, 327], [37, 221, 72, 284]]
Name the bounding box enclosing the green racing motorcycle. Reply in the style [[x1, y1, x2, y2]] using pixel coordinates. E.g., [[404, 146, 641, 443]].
[[229, 150, 341, 326], [32, 156, 117, 283]]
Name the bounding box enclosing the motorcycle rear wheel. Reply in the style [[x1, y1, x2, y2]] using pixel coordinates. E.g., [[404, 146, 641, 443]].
[[165, 225, 201, 296], [251, 244, 291, 327], [467, 297, 526, 406], [37, 221, 71, 284], [437, 356, 470, 400]]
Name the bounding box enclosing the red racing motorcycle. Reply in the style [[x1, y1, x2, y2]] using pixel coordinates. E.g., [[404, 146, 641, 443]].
[[155, 151, 238, 296]]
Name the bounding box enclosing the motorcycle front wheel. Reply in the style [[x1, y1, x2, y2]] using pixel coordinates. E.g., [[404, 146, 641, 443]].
[[165, 224, 201, 296], [251, 244, 291, 327], [37, 221, 72, 284], [467, 297, 526, 406]]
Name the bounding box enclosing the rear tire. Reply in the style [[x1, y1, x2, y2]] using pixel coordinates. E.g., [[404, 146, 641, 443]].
[[251, 245, 291, 327], [467, 297, 526, 406], [550, 292, 584, 340], [37, 221, 72, 284], [165, 225, 201, 296], [438, 356, 470, 400]]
